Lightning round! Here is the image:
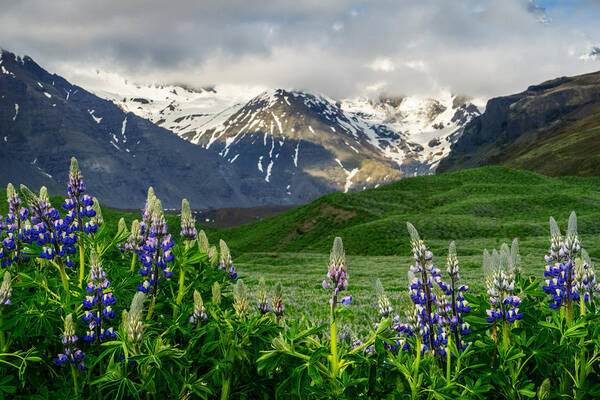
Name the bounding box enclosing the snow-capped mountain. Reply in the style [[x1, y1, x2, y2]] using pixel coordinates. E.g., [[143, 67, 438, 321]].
[[88, 71, 484, 179]]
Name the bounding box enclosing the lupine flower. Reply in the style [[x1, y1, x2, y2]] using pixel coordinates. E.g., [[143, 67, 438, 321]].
[[180, 199, 198, 241], [573, 249, 600, 306], [139, 187, 156, 237], [233, 280, 250, 317], [189, 289, 207, 324], [208, 245, 219, 268], [137, 197, 175, 294], [21, 185, 76, 268], [322, 237, 350, 310], [439, 242, 471, 352], [116, 218, 129, 253], [406, 222, 440, 353], [55, 314, 86, 370], [271, 281, 285, 319], [542, 213, 580, 310], [81, 250, 116, 342], [484, 247, 522, 323], [123, 292, 145, 344], [256, 277, 271, 314], [198, 230, 209, 254], [0, 271, 12, 306], [219, 240, 237, 279], [3, 183, 32, 266], [375, 279, 393, 318], [124, 220, 143, 255], [212, 282, 221, 306]]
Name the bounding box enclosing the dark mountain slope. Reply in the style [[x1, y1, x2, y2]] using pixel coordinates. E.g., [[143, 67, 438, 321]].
[[438, 70, 600, 176], [0, 50, 257, 208]]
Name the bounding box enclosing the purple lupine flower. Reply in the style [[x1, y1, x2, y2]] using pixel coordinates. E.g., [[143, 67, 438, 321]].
[[322, 237, 349, 311], [440, 242, 471, 352], [2, 183, 32, 266], [189, 289, 207, 324], [81, 250, 116, 342], [256, 277, 271, 314], [542, 213, 581, 310], [20, 185, 76, 268], [219, 240, 237, 280], [137, 197, 175, 301], [180, 199, 198, 241], [55, 314, 86, 370], [271, 282, 285, 320], [406, 222, 441, 354], [0, 271, 12, 306], [483, 245, 522, 324]]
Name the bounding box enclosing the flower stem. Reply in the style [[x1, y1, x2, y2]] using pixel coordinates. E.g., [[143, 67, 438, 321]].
[[129, 253, 136, 273], [70, 363, 79, 397], [446, 334, 451, 382], [78, 242, 85, 288], [330, 306, 339, 378]]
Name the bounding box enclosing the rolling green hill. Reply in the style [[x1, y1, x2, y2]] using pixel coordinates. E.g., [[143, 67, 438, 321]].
[[213, 166, 600, 258]]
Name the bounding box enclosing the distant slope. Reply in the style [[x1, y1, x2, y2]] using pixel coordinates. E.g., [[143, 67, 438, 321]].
[[0, 50, 249, 209], [438, 71, 600, 175], [213, 166, 600, 256]]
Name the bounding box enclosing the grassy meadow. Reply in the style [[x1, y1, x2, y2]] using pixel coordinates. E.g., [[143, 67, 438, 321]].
[[5, 166, 599, 330]]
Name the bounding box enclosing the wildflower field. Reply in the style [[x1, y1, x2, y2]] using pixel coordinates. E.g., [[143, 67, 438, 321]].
[[1, 161, 600, 399]]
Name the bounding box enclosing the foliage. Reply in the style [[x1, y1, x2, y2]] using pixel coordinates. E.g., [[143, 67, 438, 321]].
[[0, 161, 600, 398]]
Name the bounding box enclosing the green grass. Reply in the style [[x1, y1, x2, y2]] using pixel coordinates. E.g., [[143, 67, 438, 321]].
[[3, 166, 600, 329]]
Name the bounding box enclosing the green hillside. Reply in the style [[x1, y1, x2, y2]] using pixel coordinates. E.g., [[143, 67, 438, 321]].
[[214, 166, 600, 257]]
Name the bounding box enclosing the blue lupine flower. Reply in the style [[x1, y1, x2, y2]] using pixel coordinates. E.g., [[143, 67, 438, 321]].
[[189, 289, 207, 324], [81, 250, 116, 343], [322, 237, 350, 311], [137, 197, 174, 298], [483, 244, 522, 324], [256, 277, 271, 315], [219, 240, 237, 280], [55, 314, 86, 370], [180, 199, 198, 241], [271, 282, 285, 320], [542, 213, 581, 311], [3, 183, 33, 266]]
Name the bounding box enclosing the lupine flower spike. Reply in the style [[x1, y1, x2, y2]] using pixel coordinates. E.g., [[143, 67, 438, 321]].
[[81, 250, 116, 342], [54, 314, 86, 370], [124, 292, 145, 348], [0, 271, 12, 306], [219, 240, 237, 279], [3, 183, 31, 266], [208, 245, 219, 268], [375, 279, 392, 318], [573, 249, 600, 315], [233, 280, 250, 317], [138, 197, 175, 320], [322, 237, 351, 310], [198, 230, 209, 254], [20, 185, 74, 273], [542, 212, 581, 319], [212, 282, 222, 306], [484, 245, 521, 346], [256, 277, 270, 314], [189, 289, 207, 324], [406, 222, 439, 354], [180, 199, 198, 242], [271, 281, 285, 321]]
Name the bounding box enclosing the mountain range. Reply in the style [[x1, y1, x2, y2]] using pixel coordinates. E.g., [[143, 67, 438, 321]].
[[2, 48, 598, 211], [0, 49, 482, 208]]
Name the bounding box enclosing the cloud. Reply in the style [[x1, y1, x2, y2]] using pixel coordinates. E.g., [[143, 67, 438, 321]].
[[0, 0, 599, 99]]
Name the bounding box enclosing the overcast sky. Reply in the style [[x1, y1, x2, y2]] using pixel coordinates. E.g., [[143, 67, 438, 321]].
[[1, 0, 600, 99]]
